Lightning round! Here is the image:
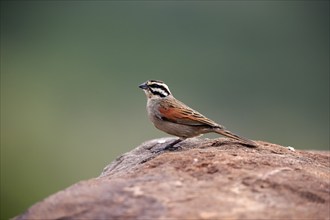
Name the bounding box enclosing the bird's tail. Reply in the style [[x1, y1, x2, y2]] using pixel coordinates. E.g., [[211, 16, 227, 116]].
[[214, 127, 257, 147]]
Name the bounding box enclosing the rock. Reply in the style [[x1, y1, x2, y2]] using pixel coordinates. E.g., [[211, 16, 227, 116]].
[[14, 138, 330, 220]]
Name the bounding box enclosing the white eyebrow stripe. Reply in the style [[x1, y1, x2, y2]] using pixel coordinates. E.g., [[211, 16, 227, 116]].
[[161, 84, 170, 93], [150, 87, 169, 97]]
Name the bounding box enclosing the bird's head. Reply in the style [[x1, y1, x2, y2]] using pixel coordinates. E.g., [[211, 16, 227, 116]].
[[139, 80, 172, 99]]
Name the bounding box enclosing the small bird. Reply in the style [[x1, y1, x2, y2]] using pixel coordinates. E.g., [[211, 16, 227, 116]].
[[139, 80, 256, 149]]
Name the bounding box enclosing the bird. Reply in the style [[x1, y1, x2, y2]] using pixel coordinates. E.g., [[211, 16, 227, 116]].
[[139, 80, 257, 149]]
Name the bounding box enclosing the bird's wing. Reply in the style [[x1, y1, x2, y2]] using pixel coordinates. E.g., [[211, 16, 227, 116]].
[[158, 99, 220, 127]]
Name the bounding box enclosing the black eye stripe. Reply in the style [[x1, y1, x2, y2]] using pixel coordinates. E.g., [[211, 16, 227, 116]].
[[148, 84, 170, 95], [151, 91, 167, 98], [149, 87, 169, 97]]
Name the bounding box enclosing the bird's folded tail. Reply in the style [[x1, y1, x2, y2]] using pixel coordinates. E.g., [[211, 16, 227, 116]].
[[214, 127, 257, 148]]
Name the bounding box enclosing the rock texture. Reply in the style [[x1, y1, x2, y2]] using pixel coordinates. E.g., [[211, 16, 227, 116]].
[[15, 138, 330, 220]]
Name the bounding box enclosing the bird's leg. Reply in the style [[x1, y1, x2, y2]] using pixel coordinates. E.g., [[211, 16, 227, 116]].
[[163, 138, 184, 151]]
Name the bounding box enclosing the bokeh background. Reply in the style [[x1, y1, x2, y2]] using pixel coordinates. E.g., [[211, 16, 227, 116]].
[[1, 1, 329, 219]]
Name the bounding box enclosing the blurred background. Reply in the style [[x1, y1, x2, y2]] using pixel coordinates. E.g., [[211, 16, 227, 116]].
[[1, 1, 329, 219]]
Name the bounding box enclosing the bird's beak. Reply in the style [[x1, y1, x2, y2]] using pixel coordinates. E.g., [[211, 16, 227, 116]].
[[139, 82, 148, 89]]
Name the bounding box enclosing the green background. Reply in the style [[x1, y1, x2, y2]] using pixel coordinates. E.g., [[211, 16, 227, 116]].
[[1, 1, 329, 219]]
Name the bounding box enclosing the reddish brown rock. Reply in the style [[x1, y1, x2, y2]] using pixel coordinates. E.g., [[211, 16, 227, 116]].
[[14, 138, 330, 220]]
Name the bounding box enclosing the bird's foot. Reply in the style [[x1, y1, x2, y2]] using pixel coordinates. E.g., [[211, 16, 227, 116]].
[[152, 138, 183, 153], [163, 138, 183, 151]]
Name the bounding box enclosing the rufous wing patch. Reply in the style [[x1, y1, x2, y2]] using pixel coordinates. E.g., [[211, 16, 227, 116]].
[[158, 103, 218, 127]]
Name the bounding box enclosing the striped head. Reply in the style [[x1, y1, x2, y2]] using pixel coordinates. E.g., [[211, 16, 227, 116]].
[[139, 80, 172, 99]]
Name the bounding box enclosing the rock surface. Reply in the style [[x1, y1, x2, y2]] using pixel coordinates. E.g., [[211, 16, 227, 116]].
[[15, 138, 330, 220]]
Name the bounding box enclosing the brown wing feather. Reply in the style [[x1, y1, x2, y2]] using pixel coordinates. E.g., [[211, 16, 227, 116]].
[[158, 99, 220, 127]]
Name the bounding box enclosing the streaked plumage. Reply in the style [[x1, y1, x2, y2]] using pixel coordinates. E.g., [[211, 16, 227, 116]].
[[139, 80, 256, 147]]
